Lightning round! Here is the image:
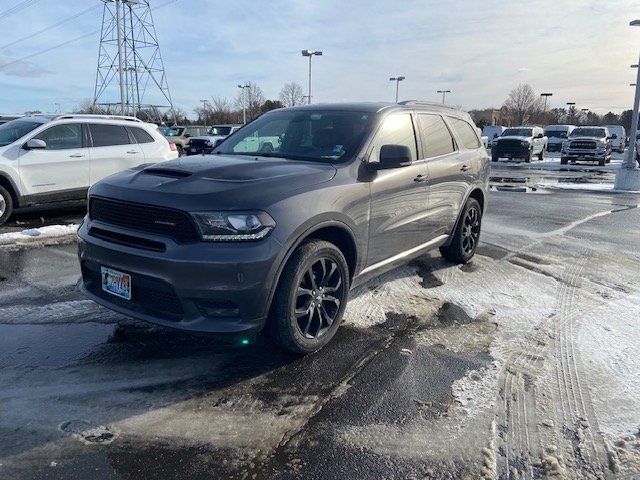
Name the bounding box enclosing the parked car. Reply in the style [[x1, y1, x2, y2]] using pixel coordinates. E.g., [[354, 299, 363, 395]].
[[561, 126, 612, 166], [186, 124, 243, 155], [162, 125, 208, 156], [0, 114, 178, 225], [482, 125, 506, 148], [491, 126, 546, 162], [605, 125, 626, 153], [477, 127, 489, 149], [544, 124, 575, 152], [78, 101, 489, 354]]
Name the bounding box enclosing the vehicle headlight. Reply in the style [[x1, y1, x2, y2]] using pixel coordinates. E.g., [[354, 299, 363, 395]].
[[192, 211, 276, 241]]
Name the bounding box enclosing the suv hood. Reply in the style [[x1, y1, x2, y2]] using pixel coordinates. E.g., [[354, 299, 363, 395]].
[[495, 136, 532, 142], [89, 154, 338, 210]]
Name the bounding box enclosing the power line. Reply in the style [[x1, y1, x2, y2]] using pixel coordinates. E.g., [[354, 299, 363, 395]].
[[0, 0, 178, 73], [0, 5, 100, 51], [0, 0, 43, 22]]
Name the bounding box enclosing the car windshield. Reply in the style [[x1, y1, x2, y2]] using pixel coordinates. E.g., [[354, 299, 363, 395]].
[[209, 126, 233, 136], [214, 110, 374, 163], [545, 130, 568, 138], [502, 128, 532, 137], [162, 126, 184, 136], [0, 119, 43, 147], [571, 128, 605, 137]]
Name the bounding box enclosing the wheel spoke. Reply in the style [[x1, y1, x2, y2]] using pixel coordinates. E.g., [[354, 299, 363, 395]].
[[307, 267, 318, 290], [302, 304, 315, 335], [322, 262, 337, 287], [297, 287, 313, 298], [323, 295, 341, 307], [319, 304, 335, 327], [325, 275, 342, 293]]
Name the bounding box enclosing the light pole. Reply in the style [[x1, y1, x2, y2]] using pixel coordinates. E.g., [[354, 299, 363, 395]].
[[540, 93, 552, 122], [615, 20, 640, 190], [437, 89, 451, 104], [200, 99, 210, 127], [301, 49, 322, 104], [389, 76, 405, 103], [237, 84, 249, 124]]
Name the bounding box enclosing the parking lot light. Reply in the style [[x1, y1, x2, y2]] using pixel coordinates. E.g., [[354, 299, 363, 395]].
[[437, 89, 451, 104], [389, 76, 405, 103], [301, 50, 323, 104]]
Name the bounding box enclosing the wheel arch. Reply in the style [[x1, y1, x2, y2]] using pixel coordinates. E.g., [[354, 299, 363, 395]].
[[441, 187, 486, 247], [0, 173, 21, 207]]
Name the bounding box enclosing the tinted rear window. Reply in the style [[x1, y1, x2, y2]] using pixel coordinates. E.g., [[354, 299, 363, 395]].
[[130, 127, 155, 144], [89, 124, 131, 147], [417, 114, 455, 158], [448, 117, 480, 149]]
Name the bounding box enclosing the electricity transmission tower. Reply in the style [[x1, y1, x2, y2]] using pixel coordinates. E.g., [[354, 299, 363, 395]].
[[93, 0, 174, 120]]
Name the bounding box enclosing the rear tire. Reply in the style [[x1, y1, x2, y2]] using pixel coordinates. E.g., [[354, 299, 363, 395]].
[[268, 240, 349, 355], [440, 198, 482, 264], [538, 149, 544, 161], [560, 157, 568, 165], [176, 145, 184, 157], [0, 185, 13, 226]]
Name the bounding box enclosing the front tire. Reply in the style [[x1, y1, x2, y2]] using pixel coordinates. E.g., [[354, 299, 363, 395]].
[[269, 240, 349, 355], [598, 158, 605, 166], [176, 145, 184, 157], [560, 157, 568, 165], [492, 151, 499, 162], [538, 149, 544, 161], [0, 185, 14, 226], [440, 198, 482, 264], [524, 150, 532, 163]]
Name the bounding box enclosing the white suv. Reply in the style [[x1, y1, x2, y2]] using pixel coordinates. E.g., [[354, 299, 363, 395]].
[[0, 114, 178, 225]]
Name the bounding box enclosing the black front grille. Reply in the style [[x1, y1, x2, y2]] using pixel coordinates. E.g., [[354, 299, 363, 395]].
[[188, 139, 209, 148], [89, 197, 200, 243], [82, 260, 184, 321], [570, 141, 596, 150], [495, 139, 527, 154]]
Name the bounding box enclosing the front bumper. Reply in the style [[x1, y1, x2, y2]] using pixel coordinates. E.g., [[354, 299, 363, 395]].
[[561, 150, 608, 161], [78, 220, 284, 334], [493, 144, 530, 158], [186, 145, 214, 156]]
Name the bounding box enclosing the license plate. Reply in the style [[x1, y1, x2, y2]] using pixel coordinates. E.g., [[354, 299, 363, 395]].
[[101, 267, 132, 300], [190, 148, 197, 152]]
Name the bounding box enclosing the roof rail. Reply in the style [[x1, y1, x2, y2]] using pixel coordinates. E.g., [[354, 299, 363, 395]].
[[54, 114, 143, 123], [398, 100, 458, 110]]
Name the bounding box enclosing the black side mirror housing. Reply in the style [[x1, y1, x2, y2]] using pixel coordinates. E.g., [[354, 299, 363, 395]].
[[535, 133, 544, 139], [375, 144, 412, 169]]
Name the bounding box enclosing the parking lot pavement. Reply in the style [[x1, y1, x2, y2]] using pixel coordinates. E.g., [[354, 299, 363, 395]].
[[1, 175, 640, 478]]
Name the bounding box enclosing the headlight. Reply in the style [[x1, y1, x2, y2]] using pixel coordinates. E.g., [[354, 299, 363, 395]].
[[192, 211, 276, 241]]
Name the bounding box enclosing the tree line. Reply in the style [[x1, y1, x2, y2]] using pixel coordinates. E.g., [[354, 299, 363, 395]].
[[470, 83, 633, 131]]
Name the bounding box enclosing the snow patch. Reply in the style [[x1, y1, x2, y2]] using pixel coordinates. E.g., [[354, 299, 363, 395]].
[[0, 224, 78, 247]]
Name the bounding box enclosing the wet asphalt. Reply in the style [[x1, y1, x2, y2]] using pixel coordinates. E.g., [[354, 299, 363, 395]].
[[1, 155, 639, 479]]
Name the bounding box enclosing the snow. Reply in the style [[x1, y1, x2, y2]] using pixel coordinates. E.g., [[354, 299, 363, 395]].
[[0, 224, 78, 247]]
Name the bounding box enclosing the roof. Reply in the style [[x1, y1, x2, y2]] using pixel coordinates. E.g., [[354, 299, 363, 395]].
[[277, 101, 468, 117]]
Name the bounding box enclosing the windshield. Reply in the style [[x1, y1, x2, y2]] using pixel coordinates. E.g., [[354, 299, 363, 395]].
[[0, 119, 43, 147], [502, 128, 532, 137], [545, 130, 568, 138], [214, 110, 374, 162], [571, 128, 605, 138], [162, 126, 184, 137], [209, 126, 233, 136]]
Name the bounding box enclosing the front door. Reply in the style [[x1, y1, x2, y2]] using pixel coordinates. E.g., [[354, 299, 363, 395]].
[[367, 113, 429, 267], [18, 123, 89, 198]]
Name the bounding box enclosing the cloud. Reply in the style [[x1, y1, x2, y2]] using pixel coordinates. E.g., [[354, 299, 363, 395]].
[[0, 57, 49, 78]]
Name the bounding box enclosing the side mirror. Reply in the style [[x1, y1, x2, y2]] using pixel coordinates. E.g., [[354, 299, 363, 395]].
[[375, 144, 412, 169], [535, 133, 544, 139], [611, 134, 617, 139], [24, 138, 46, 150]]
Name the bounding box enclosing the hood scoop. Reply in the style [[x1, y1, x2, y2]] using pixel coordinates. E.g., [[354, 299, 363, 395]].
[[142, 168, 192, 178]]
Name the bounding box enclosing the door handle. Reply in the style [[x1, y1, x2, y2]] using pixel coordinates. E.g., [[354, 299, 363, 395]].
[[413, 174, 428, 183], [460, 165, 470, 172], [69, 154, 85, 158], [126, 150, 139, 154]]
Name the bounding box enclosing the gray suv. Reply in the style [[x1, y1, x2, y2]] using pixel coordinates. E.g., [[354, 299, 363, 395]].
[[78, 102, 489, 354]]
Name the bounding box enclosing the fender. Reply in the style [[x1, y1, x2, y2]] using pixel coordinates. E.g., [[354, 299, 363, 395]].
[[0, 172, 24, 207], [261, 217, 359, 319], [441, 186, 486, 247]]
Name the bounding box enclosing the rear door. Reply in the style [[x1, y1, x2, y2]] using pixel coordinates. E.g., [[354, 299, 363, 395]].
[[18, 122, 89, 198], [366, 113, 429, 266], [88, 123, 144, 184], [417, 114, 468, 237]]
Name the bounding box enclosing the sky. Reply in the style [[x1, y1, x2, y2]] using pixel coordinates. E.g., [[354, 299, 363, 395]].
[[0, 0, 638, 117]]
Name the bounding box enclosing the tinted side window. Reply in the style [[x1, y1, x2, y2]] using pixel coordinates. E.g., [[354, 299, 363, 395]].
[[130, 127, 155, 144], [448, 117, 480, 149], [370, 114, 417, 163], [185, 127, 201, 137], [417, 114, 455, 158], [33, 124, 82, 150], [89, 124, 131, 147]]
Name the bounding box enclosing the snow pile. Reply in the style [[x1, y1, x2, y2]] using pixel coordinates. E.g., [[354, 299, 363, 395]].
[[0, 224, 78, 247]]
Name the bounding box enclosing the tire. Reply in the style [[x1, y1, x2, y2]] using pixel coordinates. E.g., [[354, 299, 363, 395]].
[[176, 145, 184, 157], [538, 149, 544, 161], [598, 158, 605, 166], [268, 240, 350, 355], [560, 157, 568, 165], [491, 151, 499, 162], [0, 185, 13, 226], [524, 150, 532, 163], [439, 198, 482, 264]]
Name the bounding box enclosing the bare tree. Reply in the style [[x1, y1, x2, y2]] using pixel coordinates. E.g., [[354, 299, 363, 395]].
[[279, 82, 305, 107], [502, 84, 543, 126], [235, 82, 265, 121]]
